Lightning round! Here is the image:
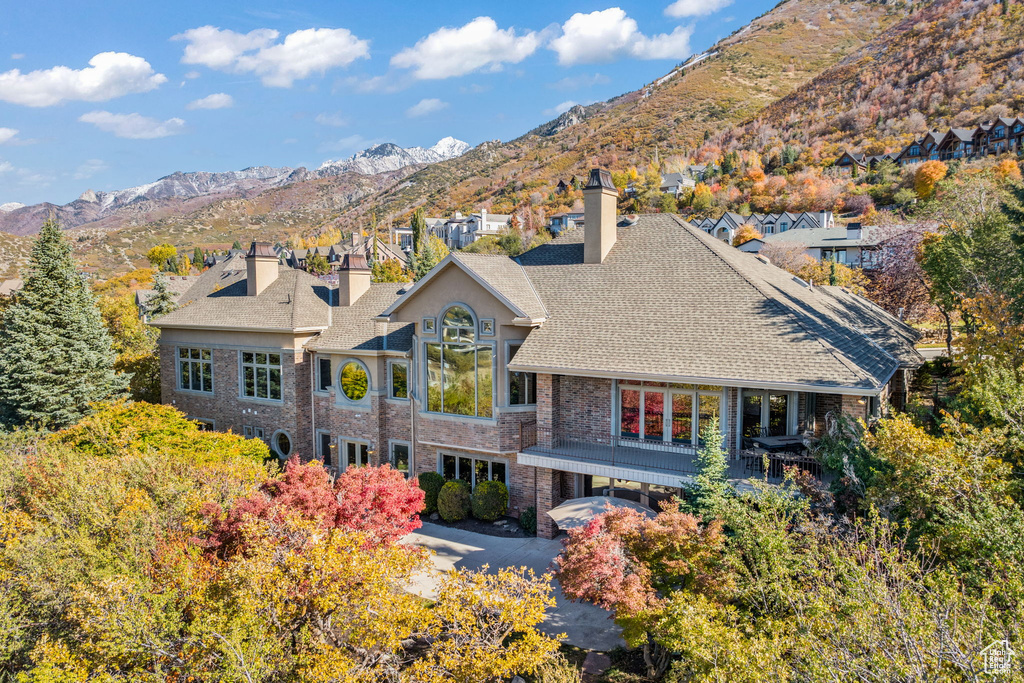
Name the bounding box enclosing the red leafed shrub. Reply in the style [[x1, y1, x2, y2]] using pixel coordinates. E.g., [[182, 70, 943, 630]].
[[334, 464, 425, 545], [201, 457, 423, 556]]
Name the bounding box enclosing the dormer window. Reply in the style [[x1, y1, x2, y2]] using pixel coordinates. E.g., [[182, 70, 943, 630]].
[[425, 305, 493, 418]]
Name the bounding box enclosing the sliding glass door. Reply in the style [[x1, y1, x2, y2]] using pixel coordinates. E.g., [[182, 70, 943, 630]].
[[619, 385, 722, 446]]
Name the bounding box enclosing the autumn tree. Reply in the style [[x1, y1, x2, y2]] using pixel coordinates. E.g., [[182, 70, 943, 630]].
[[371, 258, 412, 283], [914, 160, 947, 199], [145, 243, 177, 270], [995, 158, 1022, 182], [307, 251, 330, 275], [731, 223, 763, 247]]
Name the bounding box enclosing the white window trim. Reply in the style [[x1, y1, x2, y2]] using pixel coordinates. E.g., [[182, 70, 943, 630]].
[[238, 350, 284, 404], [615, 382, 726, 447], [336, 358, 371, 406], [388, 359, 410, 401], [389, 439, 412, 476], [271, 429, 293, 460], [176, 346, 215, 394], [339, 437, 371, 470], [437, 452, 510, 490], [740, 390, 798, 437]]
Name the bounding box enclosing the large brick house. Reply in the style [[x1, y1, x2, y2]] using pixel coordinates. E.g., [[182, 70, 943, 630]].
[[153, 169, 922, 538]]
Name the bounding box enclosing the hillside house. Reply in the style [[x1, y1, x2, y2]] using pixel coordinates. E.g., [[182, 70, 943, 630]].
[[736, 222, 892, 270], [152, 169, 921, 538], [692, 210, 835, 243]]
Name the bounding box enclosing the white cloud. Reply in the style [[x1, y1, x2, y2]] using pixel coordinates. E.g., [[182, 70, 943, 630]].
[[0, 128, 18, 145], [78, 111, 186, 139], [544, 100, 578, 116], [10, 53, 24, 60], [549, 8, 693, 65], [406, 98, 448, 118], [184, 70, 202, 79], [0, 52, 166, 107], [74, 158, 108, 180], [392, 17, 540, 79], [0, 161, 13, 173], [174, 25, 369, 87], [186, 92, 234, 109], [665, 0, 733, 18], [315, 112, 348, 127]]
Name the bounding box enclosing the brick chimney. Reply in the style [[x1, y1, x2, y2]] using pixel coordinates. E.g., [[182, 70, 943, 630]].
[[583, 168, 617, 264], [245, 241, 278, 296], [338, 253, 371, 306]]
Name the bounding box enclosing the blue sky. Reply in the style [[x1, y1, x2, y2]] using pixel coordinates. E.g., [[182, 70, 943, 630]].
[[0, 0, 777, 206]]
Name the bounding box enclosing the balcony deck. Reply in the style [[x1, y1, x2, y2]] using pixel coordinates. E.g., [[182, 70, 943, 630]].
[[520, 429, 827, 489]]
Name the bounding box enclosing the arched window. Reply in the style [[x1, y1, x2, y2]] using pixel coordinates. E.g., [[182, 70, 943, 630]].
[[425, 305, 493, 418]]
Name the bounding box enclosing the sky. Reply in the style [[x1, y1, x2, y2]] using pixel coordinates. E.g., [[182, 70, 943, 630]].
[[0, 0, 778, 206]]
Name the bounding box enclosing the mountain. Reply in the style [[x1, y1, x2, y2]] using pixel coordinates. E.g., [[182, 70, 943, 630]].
[[732, 0, 1024, 156], [326, 0, 902, 234], [316, 136, 470, 176], [9, 0, 908, 277], [0, 138, 469, 237]]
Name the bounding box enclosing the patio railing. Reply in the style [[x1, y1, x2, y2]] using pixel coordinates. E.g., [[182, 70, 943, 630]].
[[527, 427, 707, 476]]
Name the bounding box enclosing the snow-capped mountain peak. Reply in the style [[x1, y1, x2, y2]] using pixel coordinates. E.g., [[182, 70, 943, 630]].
[[0, 202, 25, 213], [317, 136, 469, 176]]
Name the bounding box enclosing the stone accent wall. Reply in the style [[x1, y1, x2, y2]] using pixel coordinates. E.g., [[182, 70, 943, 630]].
[[725, 387, 739, 456], [159, 343, 313, 458]]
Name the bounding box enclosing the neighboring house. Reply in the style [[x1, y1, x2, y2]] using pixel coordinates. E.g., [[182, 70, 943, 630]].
[[547, 211, 584, 235], [737, 223, 891, 270], [834, 151, 898, 174], [839, 116, 1024, 169], [660, 172, 697, 196], [395, 211, 512, 251], [692, 210, 835, 243], [152, 170, 922, 539], [135, 275, 200, 321]]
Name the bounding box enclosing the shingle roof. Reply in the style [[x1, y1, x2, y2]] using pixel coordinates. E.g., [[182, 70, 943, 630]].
[[760, 225, 887, 248], [306, 283, 412, 352], [135, 275, 200, 308], [151, 254, 332, 331], [509, 215, 920, 392]]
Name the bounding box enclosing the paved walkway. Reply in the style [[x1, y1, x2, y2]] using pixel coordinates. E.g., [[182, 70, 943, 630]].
[[402, 522, 624, 651]]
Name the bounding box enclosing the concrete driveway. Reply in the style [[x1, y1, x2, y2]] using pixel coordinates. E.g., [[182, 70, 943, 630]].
[[402, 522, 624, 651]]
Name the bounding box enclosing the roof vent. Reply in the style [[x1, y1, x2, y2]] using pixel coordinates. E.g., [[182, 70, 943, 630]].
[[755, 254, 771, 265], [619, 214, 639, 227]]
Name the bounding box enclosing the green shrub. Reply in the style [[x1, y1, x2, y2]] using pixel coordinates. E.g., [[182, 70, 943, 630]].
[[471, 480, 509, 521], [418, 471, 445, 514], [437, 480, 471, 522], [536, 654, 583, 683], [520, 506, 537, 535]]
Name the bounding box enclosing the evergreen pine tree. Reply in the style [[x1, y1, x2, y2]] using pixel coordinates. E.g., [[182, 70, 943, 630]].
[[192, 246, 203, 267], [0, 220, 127, 429], [411, 209, 426, 256], [231, 240, 243, 251], [148, 273, 178, 319]]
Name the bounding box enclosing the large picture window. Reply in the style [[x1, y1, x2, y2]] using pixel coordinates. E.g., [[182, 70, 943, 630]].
[[425, 306, 493, 418], [507, 343, 536, 406], [241, 352, 282, 400], [619, 384, 722, 446], [440, 454, 507, 488], [178, 347, 213, 393]]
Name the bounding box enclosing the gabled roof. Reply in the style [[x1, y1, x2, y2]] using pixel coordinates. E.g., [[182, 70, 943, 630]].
[[150, 254, 332, 332], [306, 283, 413, 353], [760, 225, 887, 248], [382, 252, 547, 322], [507, 215, 920, 393]]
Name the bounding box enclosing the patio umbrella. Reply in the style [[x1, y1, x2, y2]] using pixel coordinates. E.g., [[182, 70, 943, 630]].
[[547, 496, 655, 531]]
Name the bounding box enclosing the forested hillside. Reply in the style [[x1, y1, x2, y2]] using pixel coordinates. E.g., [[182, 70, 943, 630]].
[[723, 0, 1024, 160]]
